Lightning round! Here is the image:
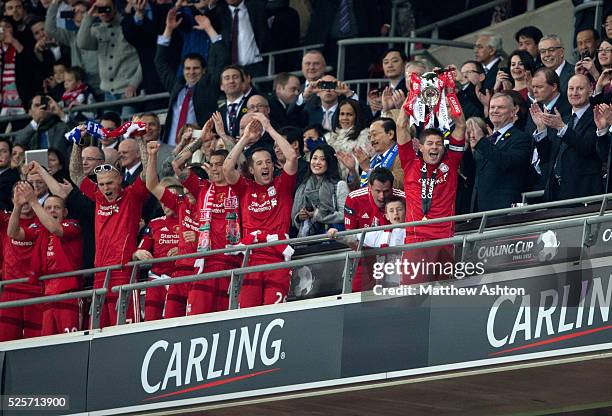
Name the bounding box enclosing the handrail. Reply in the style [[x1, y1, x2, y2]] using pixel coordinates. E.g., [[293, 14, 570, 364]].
[[2, 192, 612, 288], [0, 92, 171, 127], [413, 0, 509, 37], [2, 192, 612, 291], [336, 37, 474, 80], [3, 193, 612, 326]]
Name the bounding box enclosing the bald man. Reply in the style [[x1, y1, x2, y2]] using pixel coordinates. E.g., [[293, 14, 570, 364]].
[[118, 138, 142, 186], [532, 74, 605, 201]]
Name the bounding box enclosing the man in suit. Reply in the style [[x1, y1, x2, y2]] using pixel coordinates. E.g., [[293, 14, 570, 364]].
[[0, 138, 19, 210], [14, 94, 71, 157], [137, 113, 173, 177], [268, 72, 305, 128], [358, 117, 403, 190], [469, 92, 532, 212], [368, 48, 408, 116], [538, 34, 574, 94], [155, 9, 228, 146], [457, 60, 486, 120], [531, 74, 603, 201], [118, 139, 142, 187], [304, 0, 391, 79], [294, 49, 326, 109], [474, 31, 503, 92], [206, 0, 271, 77], [219, 65, 248, 138], [526, 67, 572, 190], [303, 74, 353, 129]]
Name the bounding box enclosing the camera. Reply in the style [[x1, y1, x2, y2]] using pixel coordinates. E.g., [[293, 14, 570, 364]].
[[59, 10, 75, 18], [96, 6, 112, 13], [40, 96, 49, 109], [318, 81, 337, 90]]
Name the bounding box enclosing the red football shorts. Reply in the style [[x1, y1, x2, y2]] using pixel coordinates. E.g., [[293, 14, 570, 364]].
[[93, 270, 133, 329], [187, 262, 231, 315], [164, 268, 193, 319], [400, 237, 455, 285], [239, 256, 290, 308], [41, 300, 79, 336], [0, 291, 43, 341]]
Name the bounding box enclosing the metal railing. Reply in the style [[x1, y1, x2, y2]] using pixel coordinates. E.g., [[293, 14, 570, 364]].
[[336, 37, 474, 81], [0, 92, 171, 137], [2, 192, 612, 330], [408, 0, 538, 39]]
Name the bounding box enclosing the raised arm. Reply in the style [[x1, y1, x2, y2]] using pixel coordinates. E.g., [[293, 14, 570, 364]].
[[23, 183, 63, 236], [76, 5, 99, 50], [396, 99, 413, 146], [137, 135, 148, 181], [251, 112, 297, 175], [44, 0, 72, 47], [223, 119, 262, 185], [145, 141, 164, 200], [69, 129, 86, 185], [7, 182, 29, 240], [29, 161, 73, 199]]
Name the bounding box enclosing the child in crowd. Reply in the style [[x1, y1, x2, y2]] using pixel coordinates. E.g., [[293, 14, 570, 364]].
[[61, 66, 95, 121]]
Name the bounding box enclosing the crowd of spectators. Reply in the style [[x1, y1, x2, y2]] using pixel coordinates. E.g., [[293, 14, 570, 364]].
[[1, 0, 612, 341]]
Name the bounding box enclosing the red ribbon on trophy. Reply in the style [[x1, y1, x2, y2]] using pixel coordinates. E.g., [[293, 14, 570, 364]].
[[403, 69, 462, 130]]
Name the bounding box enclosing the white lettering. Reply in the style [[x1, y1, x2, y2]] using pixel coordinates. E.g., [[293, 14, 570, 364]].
[[141, 340, 168, 394]]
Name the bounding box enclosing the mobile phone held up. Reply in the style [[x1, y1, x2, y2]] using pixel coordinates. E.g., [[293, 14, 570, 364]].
[[318, 81, 337, 91], [59, 10, 75, 19], [97, 6, 112, 13]]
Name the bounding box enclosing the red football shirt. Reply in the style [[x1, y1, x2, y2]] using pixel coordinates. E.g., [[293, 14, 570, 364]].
[[399, 137, 464, 241], [0, 212, 42, 295], [182, 173, 242, 269], [138, 215, 180, 276], [232, 171, 296, 260], [42, 220, 83, 294], [344, 187, 406, 230], [81, 176, 150, 267], [159, 189, 199, 270]]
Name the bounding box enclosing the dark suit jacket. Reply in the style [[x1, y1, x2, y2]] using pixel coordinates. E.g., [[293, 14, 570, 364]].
[[535, 106, 603, 201], [268, 94, 306, 128], [458, 84, 485, 120], [305, 0, 391, 43], [558, 61, 575, 96], [207, 0, 271, 57], [218, 98, 249, 138], [0, 168, 19, 211], [121, 164, 143, 187], [482, 59, 501, 92], [471, 125, 532, 212], [304, 102, 340, 129], [525, 93, 572, 135], [155, 39, 229, 143]]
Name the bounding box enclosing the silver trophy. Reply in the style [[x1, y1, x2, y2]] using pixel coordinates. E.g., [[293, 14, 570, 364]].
[[419, 72, 442, 108]]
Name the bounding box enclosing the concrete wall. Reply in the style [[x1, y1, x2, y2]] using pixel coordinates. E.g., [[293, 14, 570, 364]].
[[427, 0, 575, 68]]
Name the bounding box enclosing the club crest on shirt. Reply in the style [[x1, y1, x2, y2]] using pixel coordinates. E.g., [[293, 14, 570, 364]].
[[267, 186, 277, 197], [439, 163, 449, 173], [224, 196, 238, 209], [173, 225, 180, 233]]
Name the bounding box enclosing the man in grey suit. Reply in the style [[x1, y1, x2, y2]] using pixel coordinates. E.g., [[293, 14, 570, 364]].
[[539, 34, 574, 95], [14, 95, 71, 157]]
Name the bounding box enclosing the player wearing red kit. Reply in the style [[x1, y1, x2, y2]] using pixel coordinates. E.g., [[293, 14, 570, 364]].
[[344, 168, 405, 292], [173, 145, 242, 315], [0, 182, 43, 341], [396, 100, 466, 284], [223, 113, 298, 308], [133, 177, 182, 321], [80, 161, 150, 328], [146, 142, 201, 318], [17, 183, 83, 336]]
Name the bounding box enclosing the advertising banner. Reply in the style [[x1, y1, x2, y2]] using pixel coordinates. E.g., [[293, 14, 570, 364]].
[[461, 226, 584, 274]]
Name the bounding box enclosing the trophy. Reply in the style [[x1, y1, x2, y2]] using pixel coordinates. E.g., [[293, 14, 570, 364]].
[[403, 68, 462, 130]]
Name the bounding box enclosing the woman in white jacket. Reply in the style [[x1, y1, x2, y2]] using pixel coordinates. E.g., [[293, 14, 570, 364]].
[[291, 144, 349, 237], [324, 98, 374, 182]]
